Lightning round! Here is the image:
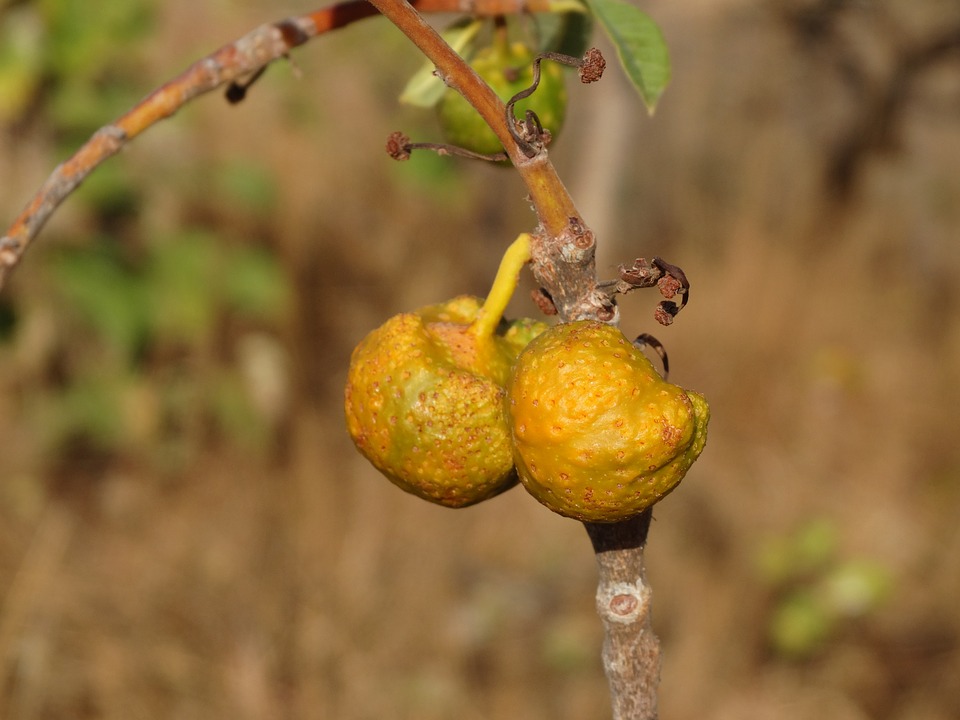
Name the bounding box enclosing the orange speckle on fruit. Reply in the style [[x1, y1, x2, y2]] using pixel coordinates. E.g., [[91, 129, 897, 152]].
[[344, 300, 546, 509], [507, 320, 710, 521]]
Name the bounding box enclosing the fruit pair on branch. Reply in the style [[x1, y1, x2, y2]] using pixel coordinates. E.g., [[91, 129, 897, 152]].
[[349, 6, 708, 524], [345, 233, 709, 523], [0, 2, 706, 715]]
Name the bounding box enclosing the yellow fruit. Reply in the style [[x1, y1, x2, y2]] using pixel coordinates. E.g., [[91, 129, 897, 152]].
[[437, 41, 567, 157], [508, 321, 709, 522], [345, 295, 548, 508]]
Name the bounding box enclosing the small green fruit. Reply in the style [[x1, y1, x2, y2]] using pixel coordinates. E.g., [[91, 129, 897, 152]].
[[437, 41, 567, 157], [345, 296, 547, 508], [508, 321, 709, 522]]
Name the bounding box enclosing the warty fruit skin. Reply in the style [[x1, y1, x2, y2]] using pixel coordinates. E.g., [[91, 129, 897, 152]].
[[344, 296, 546, 508], [508, 320, 709, 522]]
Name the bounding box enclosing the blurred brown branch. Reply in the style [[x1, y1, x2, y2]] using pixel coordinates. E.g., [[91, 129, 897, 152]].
[[826, 24, 960, 201], [777, 0, 960, 203]]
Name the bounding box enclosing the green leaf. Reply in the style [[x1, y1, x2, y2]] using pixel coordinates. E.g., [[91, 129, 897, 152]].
[[399, 18, 483, 108], [583, 0, 670, 113]]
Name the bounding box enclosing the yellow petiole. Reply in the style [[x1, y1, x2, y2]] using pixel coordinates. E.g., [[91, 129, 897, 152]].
[[471, 232, 533, 339]]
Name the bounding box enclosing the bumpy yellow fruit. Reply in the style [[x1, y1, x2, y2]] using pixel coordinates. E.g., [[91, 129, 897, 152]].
[[508, 321, 709, 522], [344, 233, 545, 508], [345, 296, 546, 507]]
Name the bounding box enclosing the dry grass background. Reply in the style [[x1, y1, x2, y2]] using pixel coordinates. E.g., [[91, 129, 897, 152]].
[[1, 0, 959, 718]]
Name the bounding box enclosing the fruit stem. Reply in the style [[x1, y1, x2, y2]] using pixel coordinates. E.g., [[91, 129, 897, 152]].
[[472, 232, 532, 338]]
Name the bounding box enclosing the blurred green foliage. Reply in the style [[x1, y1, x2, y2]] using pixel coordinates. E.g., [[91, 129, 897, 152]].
[[757, 518, 893, 659], [0, 0, 153, 136], [0, 5, 42, 124], [0, 0, 294, 468], [36, 228, 291, 462]]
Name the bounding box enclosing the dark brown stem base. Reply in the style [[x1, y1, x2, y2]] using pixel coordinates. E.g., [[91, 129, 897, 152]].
[[584, 510, 660, 720]]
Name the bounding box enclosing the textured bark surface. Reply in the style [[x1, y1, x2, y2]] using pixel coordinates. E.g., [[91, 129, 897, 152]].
[[585, 511, 660, 720]]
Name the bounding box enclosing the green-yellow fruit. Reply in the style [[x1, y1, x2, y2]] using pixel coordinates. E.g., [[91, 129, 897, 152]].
[[437, 41, 567, 157], [345, 296, 547, 508], [508, 321, 709, 522]]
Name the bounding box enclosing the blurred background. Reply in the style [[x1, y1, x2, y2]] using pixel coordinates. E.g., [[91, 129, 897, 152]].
[[1, 0, 959, 718]]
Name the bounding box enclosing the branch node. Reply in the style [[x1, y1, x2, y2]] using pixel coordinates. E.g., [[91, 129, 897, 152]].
[[531, 288, 559, 316], [274, 18, 312, 48], [225, 66, 268, 104], [599, 581, 649, 624], [504, 48, 596, 158], [610, 593, 640, 617], [501, 48, 606, 154], [0, 237, 21, 268]]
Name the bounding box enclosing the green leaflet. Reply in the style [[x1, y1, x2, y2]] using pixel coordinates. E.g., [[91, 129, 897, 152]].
[[583, 0, 670, 112], [399, 18, 483, 108]]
